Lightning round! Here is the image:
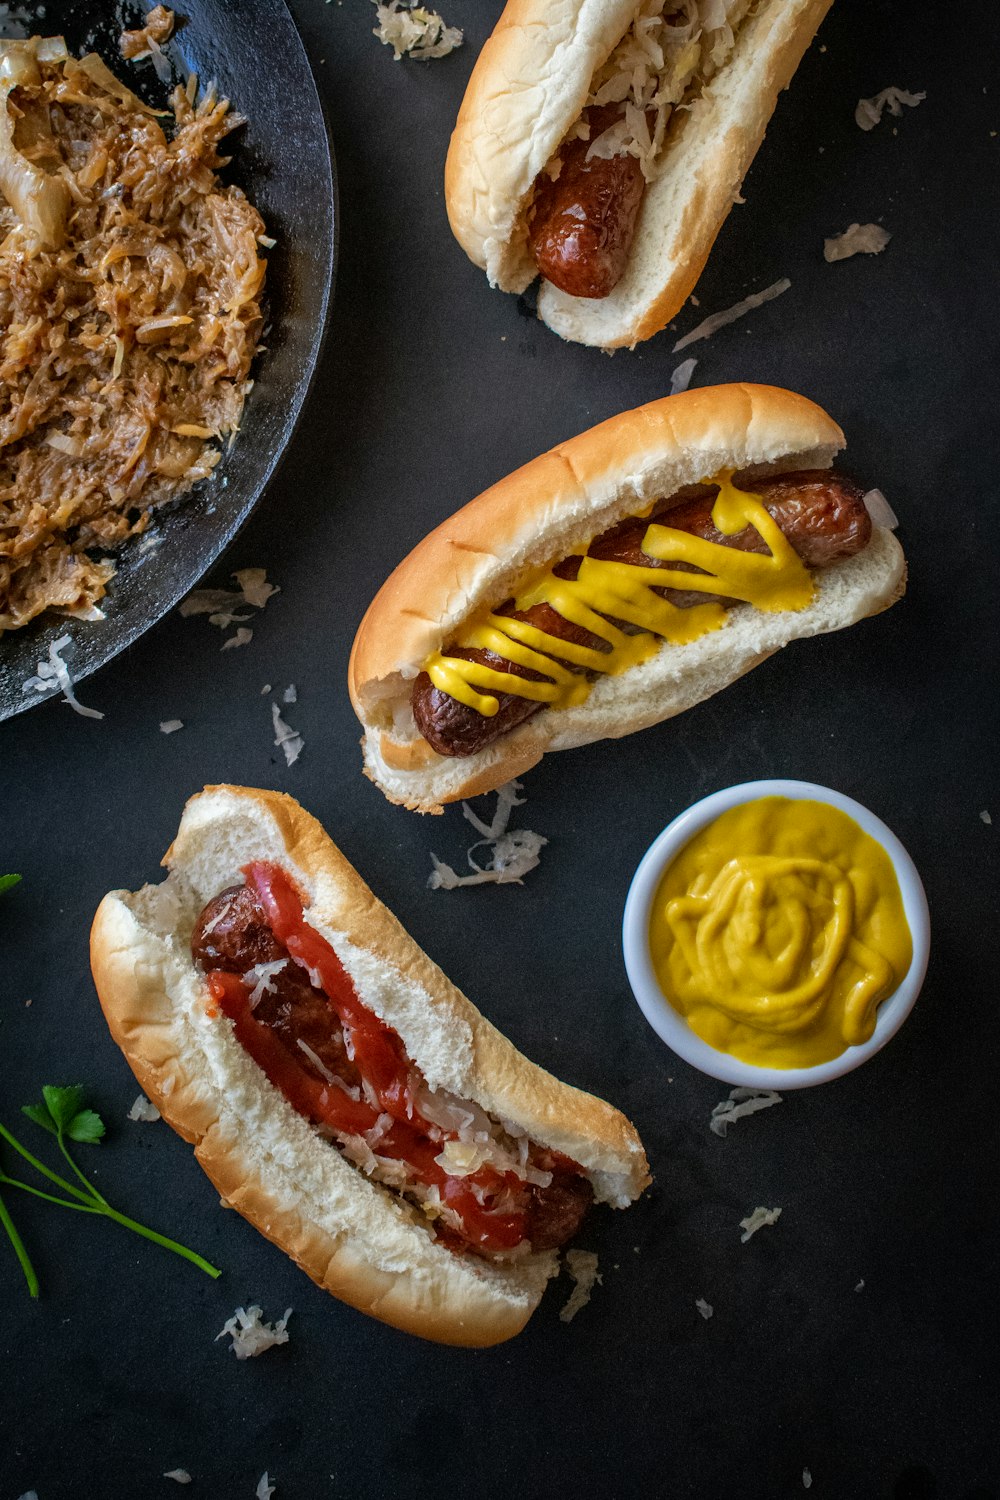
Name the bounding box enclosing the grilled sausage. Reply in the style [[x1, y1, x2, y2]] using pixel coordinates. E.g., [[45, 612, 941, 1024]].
[[412, 471, 871, 757], [525, 1157, 595, 1250], [192, 884, 284, 973], [588, 470, 872, 602], [528, 107, 647, 299], [192, 884, 361, 1089]]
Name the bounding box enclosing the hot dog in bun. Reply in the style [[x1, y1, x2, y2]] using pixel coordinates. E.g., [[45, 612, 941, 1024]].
[[349, 385, 906, 812], [445, 0, 832, 347], [90, 786, 649, 1346]]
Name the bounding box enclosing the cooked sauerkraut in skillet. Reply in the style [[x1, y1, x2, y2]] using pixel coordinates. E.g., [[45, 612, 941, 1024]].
[[0, 21, 267, 633]]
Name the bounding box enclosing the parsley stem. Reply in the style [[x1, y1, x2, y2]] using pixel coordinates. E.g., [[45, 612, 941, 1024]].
[[57, 1127, 108, 1208], [0, 1123, 92, 1206], [1, 1113, 221, 1286], [0, 1172, 101, 1213], [0, 1185, 39, 1298], [98, 1204, 222, 1278]]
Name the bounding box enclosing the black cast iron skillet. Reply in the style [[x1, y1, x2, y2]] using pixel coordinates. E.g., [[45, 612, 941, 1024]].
[[0, 0, 336, 719]]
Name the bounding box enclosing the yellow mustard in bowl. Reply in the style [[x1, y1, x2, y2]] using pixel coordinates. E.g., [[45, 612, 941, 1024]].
[[649, 797, 913, 1069]]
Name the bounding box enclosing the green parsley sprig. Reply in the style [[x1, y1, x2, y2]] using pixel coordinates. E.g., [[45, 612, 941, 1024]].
[[0, 873, 20, 895], [0, 1085, 221, 1297]]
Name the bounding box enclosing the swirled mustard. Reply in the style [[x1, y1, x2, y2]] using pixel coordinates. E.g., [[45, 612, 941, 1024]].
[[423, 472, 815, 717], [649, 797, 913, 1068]]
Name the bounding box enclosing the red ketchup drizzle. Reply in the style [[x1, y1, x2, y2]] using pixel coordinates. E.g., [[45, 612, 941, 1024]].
[[206, 861, 527, 1253]]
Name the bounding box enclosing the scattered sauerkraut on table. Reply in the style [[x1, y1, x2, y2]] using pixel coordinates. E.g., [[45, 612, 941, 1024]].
[[823, 222, 892, 262], [372, 2, 462, 61], [0, 18, 268, 633]]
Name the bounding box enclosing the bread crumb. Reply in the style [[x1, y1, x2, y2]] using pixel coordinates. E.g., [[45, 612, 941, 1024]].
[[695, 1297, 713, 1320]]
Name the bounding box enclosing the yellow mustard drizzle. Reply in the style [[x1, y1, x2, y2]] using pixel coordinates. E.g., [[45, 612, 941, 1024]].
[[423, 472, 816, 717], [649, 797, 913, 1069]]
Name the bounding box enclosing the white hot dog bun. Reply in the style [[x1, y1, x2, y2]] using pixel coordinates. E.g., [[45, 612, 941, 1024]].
[[90, 786, 649, 1347], [349, 385, 906, 812], [445, 0, 833, 348]]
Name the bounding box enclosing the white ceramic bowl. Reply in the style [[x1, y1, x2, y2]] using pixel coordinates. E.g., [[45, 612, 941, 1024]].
[[622, 779, 930, 1089]]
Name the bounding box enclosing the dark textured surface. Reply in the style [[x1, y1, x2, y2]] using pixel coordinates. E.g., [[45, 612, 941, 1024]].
[[2, 2, 999, 1498], [0, 0, 335, 719]]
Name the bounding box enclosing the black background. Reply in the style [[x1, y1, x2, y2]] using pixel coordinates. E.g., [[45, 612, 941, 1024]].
[[2, 2, 999, 1498]]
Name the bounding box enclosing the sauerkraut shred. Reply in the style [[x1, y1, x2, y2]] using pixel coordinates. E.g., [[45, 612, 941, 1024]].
[[372, 2, 462, 62], [710, 1086, 782, 1137], [0, 30, 267, 632], [862, 488, 899, 530], [179, 566, 278, 629], [428, 779, 548, 889], [336, 1072, 556, 1253], [215, 1304, 291, 1359], [22, 631, 103, 716], [823, 222, 891, 262], [672, 276, 790, 351], [855, 85, 925, 132], [569, 0, 752, 181], [669, 355, 697, 394], [244, 958, 288, 1008], [740, 1205, 781, 1242], [271, 701, 304, 767], [559, 1249, 601, 1322], [120, 5, 175, 85], [127, 1092, 161, 1122]]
